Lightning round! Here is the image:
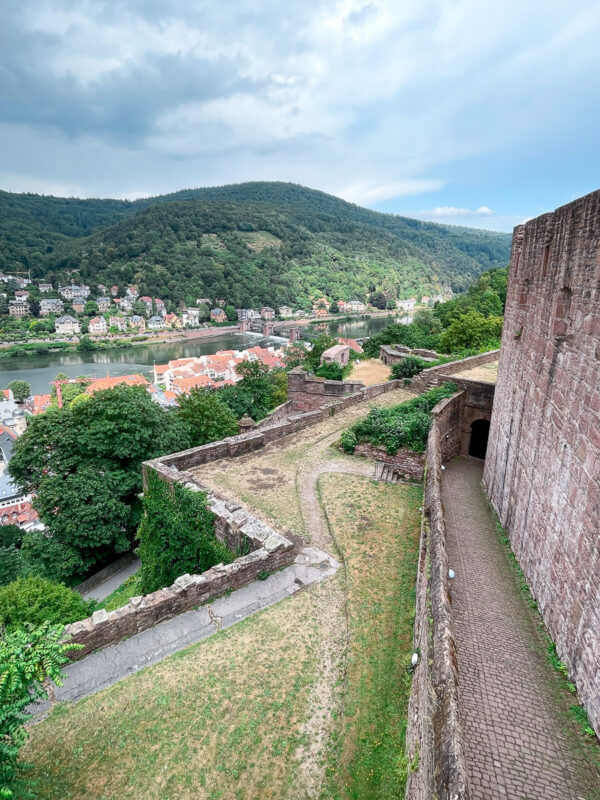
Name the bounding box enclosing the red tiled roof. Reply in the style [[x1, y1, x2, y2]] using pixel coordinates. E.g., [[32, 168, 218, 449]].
[[32, 394, 51, 414], [338, 337, 363, 353], [85, 375, 149, 393]]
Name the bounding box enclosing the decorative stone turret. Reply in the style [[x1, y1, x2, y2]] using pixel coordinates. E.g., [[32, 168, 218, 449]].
[[238, 414, 255, 434]]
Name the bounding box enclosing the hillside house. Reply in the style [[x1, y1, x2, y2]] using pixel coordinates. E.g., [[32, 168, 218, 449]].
[[197, 298, 210, 306], [8, 300, 30, 317], [164, 313, 182, 328], [278, 305, 293, 317], [55, 315, 81, 335], [210, 308, 227, 322], [140, 296, 153, 315], [126, 285, 139, 299], [313, 296, 330, 311], [346, 300, 366, 314], [109, 316, 128, 332], [128, 315, 146, 331], [182, 308, 200, 326], [148, 315, 165, 331], [40, 298, 64, 316], [38, 283, 53, 293], [59, 284, 90, 300], [15, 290, 30, 300], [89, 316, 108, 335], [72, 299, 85, 313], [397, 298, 416, 312], [110, 285, 119, 296], [0, 402, 28, 436], [155, 299, 166, 316], [96, 296, 111, 312], [97, 284, 108, 294], [261, 306, 275, 320]]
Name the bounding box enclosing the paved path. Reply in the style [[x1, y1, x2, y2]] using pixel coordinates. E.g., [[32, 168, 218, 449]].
[[443, 457, 599, 800], [33, 546, 338, 716], [82, 558, 141, 601]]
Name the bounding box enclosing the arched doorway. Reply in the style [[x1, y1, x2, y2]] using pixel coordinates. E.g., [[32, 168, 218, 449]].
[[469, 419, 490, 459]]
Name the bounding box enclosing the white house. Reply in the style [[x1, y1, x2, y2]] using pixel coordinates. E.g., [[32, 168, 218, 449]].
[[55, 315, 81, 335], [88, 316, 108, 335], [396, 298, 416, 312], [147, 315, 166, 331]]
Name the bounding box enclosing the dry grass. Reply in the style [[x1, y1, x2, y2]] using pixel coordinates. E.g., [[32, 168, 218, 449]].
[[347, 358, 391, 386], [451, 361, 498, 383]]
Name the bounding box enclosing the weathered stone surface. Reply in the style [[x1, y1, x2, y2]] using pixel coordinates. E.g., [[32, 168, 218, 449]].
[[484, 190, 600, 737]]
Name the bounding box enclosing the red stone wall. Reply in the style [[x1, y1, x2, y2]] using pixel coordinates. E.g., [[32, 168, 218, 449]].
[[483, 189, 600, 736]]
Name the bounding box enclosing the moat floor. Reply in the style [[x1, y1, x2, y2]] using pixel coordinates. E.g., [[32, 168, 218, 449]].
[[443, 457, 600, 800]]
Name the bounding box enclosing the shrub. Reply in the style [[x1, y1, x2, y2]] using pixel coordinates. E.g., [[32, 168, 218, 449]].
[[391, 356, 428, 379], [315, 361, 344, 381], [342, 382, 457, 455], [0, 576, 94, 630]]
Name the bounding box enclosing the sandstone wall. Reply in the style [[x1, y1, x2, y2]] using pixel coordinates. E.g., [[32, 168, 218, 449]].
[[405, 391, 470, 800], [484, 189, 600, 736], [411, 349, 499, 391]]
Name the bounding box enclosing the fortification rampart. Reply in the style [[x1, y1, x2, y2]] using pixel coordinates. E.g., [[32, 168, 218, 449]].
[[484, 189, 600, 735], [405, 391, 470, 800]]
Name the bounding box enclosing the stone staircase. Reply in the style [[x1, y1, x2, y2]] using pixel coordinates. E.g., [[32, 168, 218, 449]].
[[374, 461, 405, 484]]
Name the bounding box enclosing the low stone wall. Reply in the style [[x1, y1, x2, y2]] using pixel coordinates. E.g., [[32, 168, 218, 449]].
[[287, 366, 366, 412], [412, 349, 500, 391], [405, 392, 471, 800], [64, 466, 296, 659], [380, 344, 439, 366]]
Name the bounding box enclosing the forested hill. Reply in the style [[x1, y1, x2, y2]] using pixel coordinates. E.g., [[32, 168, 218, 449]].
[[0, 182, 511, 308]]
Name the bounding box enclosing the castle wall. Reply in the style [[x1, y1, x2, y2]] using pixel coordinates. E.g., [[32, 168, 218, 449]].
[[483, 190, 600, 735]]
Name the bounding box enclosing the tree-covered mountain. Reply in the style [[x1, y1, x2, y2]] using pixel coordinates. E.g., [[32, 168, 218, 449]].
[[0, 182, 511, 308]]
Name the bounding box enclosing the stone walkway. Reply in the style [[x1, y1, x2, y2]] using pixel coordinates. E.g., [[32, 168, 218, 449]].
[[443, 457, 599, 800], [82, 558, 141, 601], [32, 546, 338, 716]]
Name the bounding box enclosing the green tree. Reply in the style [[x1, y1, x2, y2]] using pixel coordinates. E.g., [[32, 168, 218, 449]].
[[438, 311, 503, 353], [197, 303, 210, 321], [305, 333, 337, 371], [83, 300, 98, 316], [76, 334, 96, 352], [0, 623, 79, 798], [9, 386, 188, 581], [225, 304, 237, 322], [7, 380, 30, 403], [176, 388, 238, 447]]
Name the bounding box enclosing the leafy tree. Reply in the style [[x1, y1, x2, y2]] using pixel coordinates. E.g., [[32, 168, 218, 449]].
[[369, 291, 388, 310], [439, 311, 503, 353], [84, 300, 98, 316], [0, 623, 79, 798], [283, 342, 308, 369], [76, 335, 96, 352], [9, 386, 188, 581], [176, 388, 239, 447], [329, 301, 339, 314], [315, 362, 344, 380], [304, 333, 337, 371], [0, 575, 93, 630], [225, 304, 237, 322], [6, 381, 30, 403], [197, 303, 210, 321], [138, 472, 233, 594]]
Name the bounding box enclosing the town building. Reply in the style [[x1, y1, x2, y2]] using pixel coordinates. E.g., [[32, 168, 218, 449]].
[[97, 284, 108, 294], [155, 299, 166, 317], [40, 298, 64, 316], [140, 296, 153, 315], [182, 308, 200, 327], [59, 284, 90, 300], [38, 283, 53, 293], [261, 306, 275, 320], [110, 285, 119, 296], [96, 296, 111, 312], [24, 394, 51, 415], [109, 316, 128, 332], [210, 308, 227, 322], [278, 305, 293, 317], [313, 296, 330, 311], [148, 315, 166, 331], [164, 313, 182, 328], [237, 308, 255, 322], [15, 290, 30, 300], [72, 299, 85, 313], [397, 298, 416, 312], [126, 285, 139, 299], [197, 298, 211, 306], [88, 316, 108, 335], [55, 315, 81, 335], [128, 315, 146, 331], [8, 299, 30, 317], [337, 337, 363, 353], [0, 402, 28, 436], [345, 300, 366, 314]]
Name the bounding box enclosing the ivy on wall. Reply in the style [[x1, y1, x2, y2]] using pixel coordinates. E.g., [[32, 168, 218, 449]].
[[138, 471, 234, 594]]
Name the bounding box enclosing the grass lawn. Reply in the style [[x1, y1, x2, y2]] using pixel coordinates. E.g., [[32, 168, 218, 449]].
[[347, 358, 391, 386], [319, 475, 421, 799]]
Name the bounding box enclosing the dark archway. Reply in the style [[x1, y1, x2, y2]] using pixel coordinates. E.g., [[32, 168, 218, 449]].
[[469, 419, 490, 459]]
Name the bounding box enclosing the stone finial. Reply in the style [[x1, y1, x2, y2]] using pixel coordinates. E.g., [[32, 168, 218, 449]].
[[238, 414, 255, 434]]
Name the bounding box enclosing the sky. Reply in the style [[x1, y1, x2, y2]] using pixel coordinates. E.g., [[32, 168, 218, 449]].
[[1, 0, 599, 232]]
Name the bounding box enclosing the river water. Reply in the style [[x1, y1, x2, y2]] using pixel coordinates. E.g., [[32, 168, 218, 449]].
[[0, 315, 404, 395]]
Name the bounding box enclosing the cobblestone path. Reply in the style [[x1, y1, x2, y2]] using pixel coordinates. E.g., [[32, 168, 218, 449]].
[[443, 457, 600, 800]]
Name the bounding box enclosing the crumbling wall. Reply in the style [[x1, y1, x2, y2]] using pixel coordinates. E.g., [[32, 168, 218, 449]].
[[484, 189, 600, 736]]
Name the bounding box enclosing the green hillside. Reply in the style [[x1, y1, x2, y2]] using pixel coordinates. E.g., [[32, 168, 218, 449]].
[[0, 182, 510, 308]]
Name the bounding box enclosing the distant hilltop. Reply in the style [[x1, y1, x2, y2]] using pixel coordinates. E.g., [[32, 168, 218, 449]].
[[0, 181, 511, 309]]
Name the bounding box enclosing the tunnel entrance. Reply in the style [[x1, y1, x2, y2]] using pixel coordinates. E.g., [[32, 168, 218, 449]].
[[469, 419, 490, 459]]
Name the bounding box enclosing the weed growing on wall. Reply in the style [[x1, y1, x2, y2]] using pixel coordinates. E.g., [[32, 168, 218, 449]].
[[138, 472, 234, 594]]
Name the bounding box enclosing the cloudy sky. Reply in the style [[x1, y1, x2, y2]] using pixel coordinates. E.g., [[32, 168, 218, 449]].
[[1, 0, 599, 231]]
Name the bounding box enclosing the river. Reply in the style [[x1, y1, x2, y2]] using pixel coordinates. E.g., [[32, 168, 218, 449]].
[[0, 314, 405, 395]]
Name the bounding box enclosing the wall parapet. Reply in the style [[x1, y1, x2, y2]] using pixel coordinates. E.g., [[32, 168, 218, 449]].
[[64, 465, 297, 659], [411, 349, 499, 391], [405, 391, 471, 800]]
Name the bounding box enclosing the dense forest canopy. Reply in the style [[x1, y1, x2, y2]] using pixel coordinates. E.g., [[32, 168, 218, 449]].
[[0, 182, 511, 308]]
